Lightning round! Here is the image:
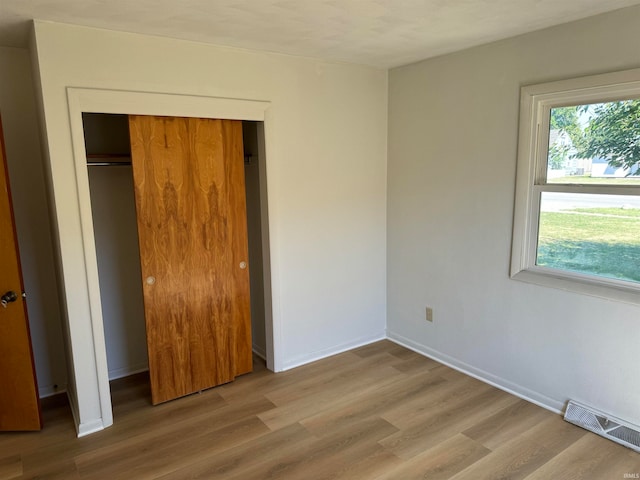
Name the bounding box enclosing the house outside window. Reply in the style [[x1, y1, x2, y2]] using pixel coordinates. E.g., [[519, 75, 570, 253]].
[[511, 69, 640, 303]]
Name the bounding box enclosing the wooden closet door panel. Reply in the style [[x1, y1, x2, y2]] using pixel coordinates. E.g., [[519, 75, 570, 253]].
[[128, 116, 252, 405], [222, 120, 253, 377]]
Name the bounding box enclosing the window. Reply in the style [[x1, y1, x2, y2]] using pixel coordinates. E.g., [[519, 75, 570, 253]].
[[511, 70, 640, 303]]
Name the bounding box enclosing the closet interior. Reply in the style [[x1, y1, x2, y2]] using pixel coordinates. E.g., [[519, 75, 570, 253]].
[[83, 113, 268, 404]]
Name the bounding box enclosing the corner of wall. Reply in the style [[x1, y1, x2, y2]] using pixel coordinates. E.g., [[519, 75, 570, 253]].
[[29, 19, 78, 427], [281, 330, 387, 371]]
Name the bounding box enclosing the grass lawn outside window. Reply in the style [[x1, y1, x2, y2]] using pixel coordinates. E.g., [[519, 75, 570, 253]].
[[537, 207, 640, 283]]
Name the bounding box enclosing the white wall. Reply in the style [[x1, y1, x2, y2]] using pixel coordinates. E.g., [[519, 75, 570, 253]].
[[31, 21, 388, 432], [0, 46, 66, 397], [387, 6, 640, 425]]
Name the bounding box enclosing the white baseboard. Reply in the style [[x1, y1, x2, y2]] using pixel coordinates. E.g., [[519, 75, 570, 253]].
[[387, 331, 564, 415], [252, 344, 267, 360], [66, 385, 79, 434], [77, 417, 107, 437], [108, 363, 149, 381], [282, 330, 387, 371], [56, 331, 567, 438], [65, 386, 106, 437], [39, 383, 67, 398]]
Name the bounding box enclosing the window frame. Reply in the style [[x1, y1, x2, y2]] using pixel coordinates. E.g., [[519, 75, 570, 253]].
[[511, 69, 640, 304]]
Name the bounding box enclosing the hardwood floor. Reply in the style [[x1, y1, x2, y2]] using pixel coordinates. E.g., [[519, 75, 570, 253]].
[[2, 340, 639, 479]]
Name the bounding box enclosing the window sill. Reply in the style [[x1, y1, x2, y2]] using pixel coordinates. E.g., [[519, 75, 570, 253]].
[[511, 268, 640, 306]]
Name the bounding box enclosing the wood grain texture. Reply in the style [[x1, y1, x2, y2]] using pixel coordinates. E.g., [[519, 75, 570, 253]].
[[0, 115, 42, 431], [128, 115, 252, 405], [2, 341, 640, 479]]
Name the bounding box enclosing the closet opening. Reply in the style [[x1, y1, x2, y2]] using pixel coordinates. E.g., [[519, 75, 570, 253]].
[[82, 113, 271, 410]]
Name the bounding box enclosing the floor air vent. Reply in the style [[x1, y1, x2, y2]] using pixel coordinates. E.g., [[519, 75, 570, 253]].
[[564, 400, 640, 453]]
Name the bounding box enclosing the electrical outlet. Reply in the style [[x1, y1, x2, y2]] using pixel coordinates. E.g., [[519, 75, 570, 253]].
[[425, 306, 433, 322]]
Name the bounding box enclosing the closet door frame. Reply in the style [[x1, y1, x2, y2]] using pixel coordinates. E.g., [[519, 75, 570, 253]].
[[66, 88, 277, 435]]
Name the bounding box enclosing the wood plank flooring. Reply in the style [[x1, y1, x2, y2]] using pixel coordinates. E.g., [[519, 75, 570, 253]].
[[1, 340, 638, 479]]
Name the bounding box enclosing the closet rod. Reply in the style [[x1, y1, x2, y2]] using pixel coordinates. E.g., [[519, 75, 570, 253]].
[[86, 153, 131, 167], [87, 162, 132, 167]]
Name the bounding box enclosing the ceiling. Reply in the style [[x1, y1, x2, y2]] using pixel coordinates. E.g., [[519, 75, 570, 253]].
[[1, 0, 639, 68]]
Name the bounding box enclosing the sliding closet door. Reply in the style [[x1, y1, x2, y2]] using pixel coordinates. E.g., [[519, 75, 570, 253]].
[[128, 116, 252, 405]]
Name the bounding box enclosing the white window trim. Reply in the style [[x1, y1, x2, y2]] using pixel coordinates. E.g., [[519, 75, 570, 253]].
[[511, 69, 640, 305]]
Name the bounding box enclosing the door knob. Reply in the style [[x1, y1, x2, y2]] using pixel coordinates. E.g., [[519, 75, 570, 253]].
[[1, 291, 18, 308]]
